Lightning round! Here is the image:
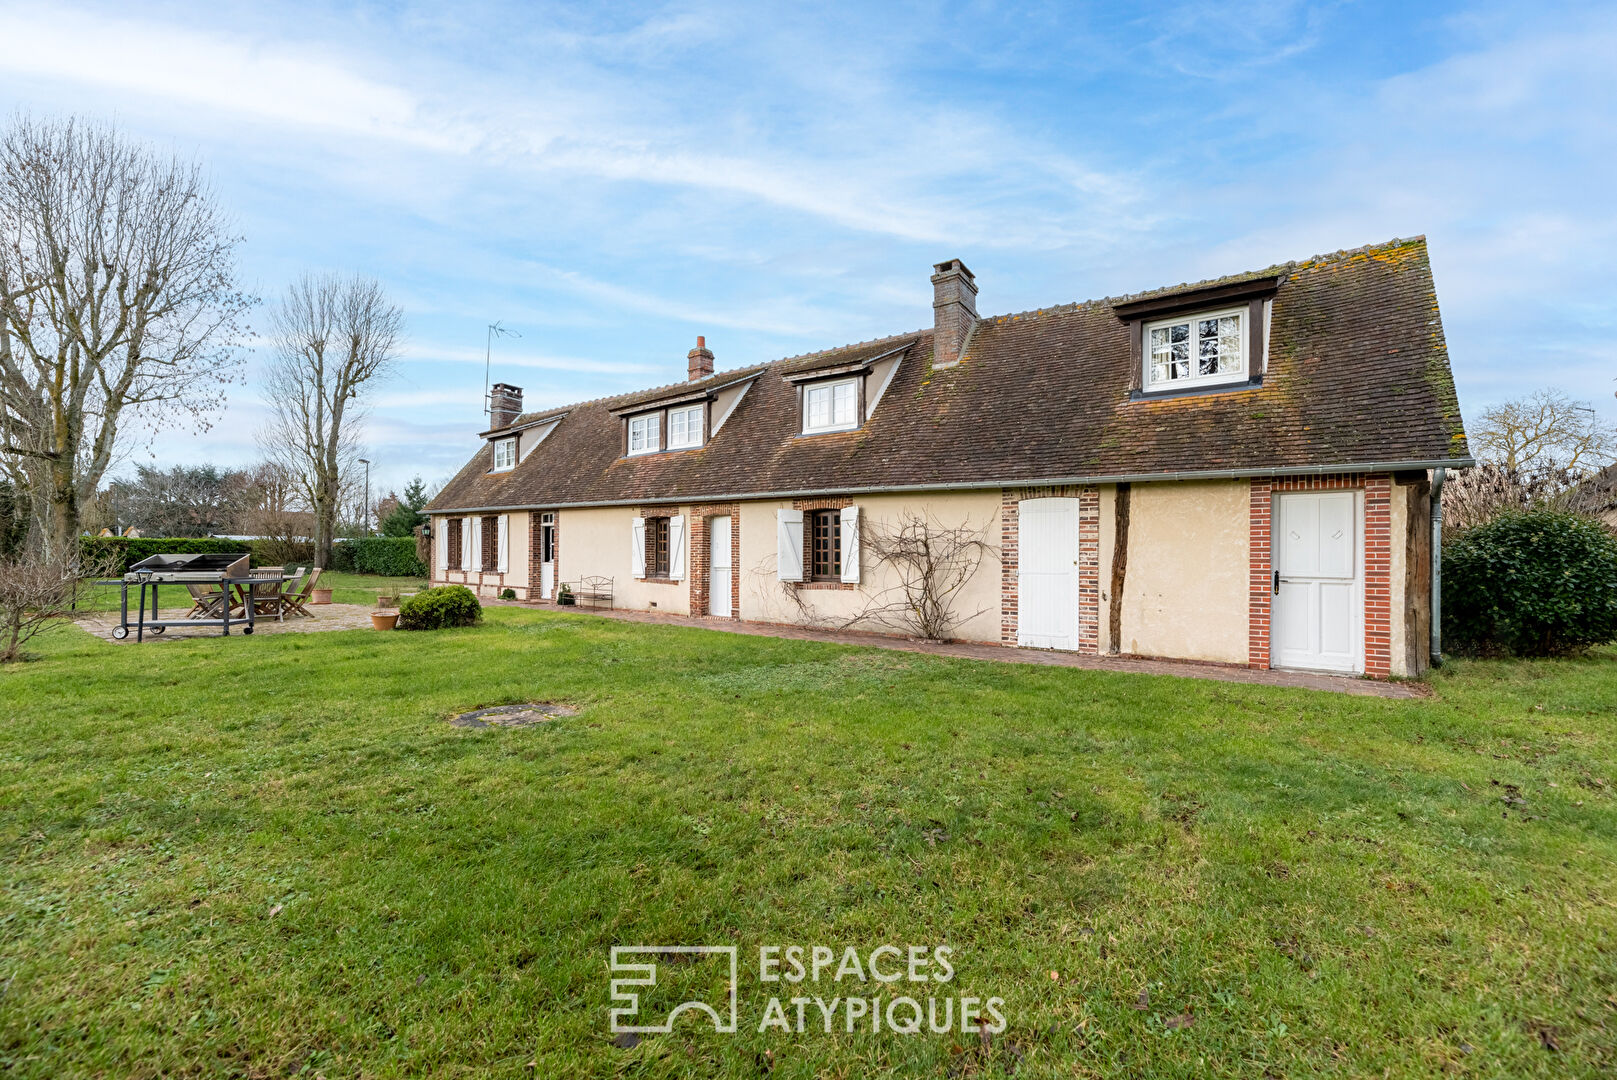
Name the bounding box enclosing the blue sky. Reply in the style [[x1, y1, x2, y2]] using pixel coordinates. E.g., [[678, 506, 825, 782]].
[[1, 0, 1612, 496]]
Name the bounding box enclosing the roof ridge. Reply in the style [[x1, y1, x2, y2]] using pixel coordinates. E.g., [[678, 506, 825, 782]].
[[499, 330, 931, 429]]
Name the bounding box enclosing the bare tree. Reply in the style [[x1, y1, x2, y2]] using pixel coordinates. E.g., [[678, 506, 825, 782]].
[[0, 115, 252, 559], [1471, 389, 1617, 473], [0, 549, 114, 662], [257, 273, 402, 568], [842, 511, 998, 641]]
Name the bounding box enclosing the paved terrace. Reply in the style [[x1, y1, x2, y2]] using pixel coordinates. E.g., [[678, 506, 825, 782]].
[[493, 600, 1425, 699]]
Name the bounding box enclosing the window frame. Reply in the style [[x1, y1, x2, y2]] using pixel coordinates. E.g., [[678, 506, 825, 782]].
[[808, 509, 842, 581], [627, 413, 661, 456], [1142, 306, 1248, 391], [801, 377, 861, 435], [645, 515, 671, 578], [491, 437, 517, 471], [480, 516, 499, 572], [667, 404, 704, 450]]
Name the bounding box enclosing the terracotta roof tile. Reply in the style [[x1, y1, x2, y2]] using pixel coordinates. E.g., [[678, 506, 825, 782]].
[[428, 237, 1469, 512]]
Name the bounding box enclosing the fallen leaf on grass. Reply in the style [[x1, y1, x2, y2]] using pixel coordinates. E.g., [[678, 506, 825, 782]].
[[268, 904, 283, 918], [1134, 988, 1150, 1010], [1538, 1028, 1560, 1051], [1165, 1012, 1196, 1030]]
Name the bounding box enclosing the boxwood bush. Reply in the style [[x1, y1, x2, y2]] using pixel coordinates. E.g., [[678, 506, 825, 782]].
[[396, 585, 481, 631], [1443, 509, 1617, 657], [79, 536, 253, 575], [332, 537, 426, 577]]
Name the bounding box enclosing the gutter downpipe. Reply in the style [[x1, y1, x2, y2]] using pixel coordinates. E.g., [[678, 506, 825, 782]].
[[1430, 468, 1445, 668]]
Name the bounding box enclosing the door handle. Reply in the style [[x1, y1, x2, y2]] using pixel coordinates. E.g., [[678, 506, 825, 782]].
[[1273, 570, 1280, 594]]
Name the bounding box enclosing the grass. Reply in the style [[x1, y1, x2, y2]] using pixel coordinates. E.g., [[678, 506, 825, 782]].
[[0, 606, 1613, 1078]]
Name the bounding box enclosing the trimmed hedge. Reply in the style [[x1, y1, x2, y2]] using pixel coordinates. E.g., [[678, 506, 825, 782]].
[[80, 536, 253, 575], [1443, 509, 1617, 657], [335, 536, 428, 577], [396, 585, 481, 630]]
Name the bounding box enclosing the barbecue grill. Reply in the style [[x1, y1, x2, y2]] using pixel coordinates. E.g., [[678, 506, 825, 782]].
[[102, 552, 278, 641]]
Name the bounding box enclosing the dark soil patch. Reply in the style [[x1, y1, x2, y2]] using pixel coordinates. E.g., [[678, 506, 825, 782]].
[[449, 702, 579, 729]]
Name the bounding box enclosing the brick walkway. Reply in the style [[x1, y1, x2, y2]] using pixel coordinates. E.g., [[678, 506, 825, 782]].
[[492, 601, 1423, 698]]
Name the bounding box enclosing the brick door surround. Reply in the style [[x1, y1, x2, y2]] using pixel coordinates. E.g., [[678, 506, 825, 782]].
[[1000, 486, 1100, 654]]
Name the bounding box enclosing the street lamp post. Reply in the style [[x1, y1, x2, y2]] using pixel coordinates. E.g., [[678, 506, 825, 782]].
[[358, 458, 371, 536]]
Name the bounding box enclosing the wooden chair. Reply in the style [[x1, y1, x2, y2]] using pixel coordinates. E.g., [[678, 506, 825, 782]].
[[281, 567, 322, 617], [186, 584, 228, 619]]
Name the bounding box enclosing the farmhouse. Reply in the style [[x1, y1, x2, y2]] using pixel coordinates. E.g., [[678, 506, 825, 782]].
[[425, 237, 1471, 677]]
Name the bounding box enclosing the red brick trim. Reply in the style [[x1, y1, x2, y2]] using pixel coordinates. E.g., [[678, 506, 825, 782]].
[[687, 504, 741, 617], [1000, 485, 1100, 654], [1248, 473, 1392, 678], [791, 497, 856, 590], [528, 510, 558, 599]]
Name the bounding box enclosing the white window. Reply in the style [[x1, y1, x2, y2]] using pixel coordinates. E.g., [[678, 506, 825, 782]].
[[491, 438, 516, 471], [804, 378, 859, 434], [1145, 308, 1246, 390], [628, 414, 660, 455], [668, 405, 703, 449]]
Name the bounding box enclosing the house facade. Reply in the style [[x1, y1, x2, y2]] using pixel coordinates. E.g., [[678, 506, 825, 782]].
[[425, 237, 1471, 677]]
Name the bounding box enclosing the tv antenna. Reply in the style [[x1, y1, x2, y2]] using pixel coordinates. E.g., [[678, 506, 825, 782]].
[[484, 321, 521, 414]]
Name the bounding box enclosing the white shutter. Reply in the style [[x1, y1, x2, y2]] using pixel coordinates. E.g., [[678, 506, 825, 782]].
[[776, 509, 804, 581], [631, 517, 647, 578], [435, 519, 447, 574], [496, 515, 509, 572], [668, 514, 686, 580], [461, 517, 473, 570], [840, 505, 861, 584], [470, 517, 482, 571]]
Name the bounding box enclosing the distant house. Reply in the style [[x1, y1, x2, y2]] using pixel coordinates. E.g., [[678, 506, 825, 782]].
[[426, 237, 1471, 677]]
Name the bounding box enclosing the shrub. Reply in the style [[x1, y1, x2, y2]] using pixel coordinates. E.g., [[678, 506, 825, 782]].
[[333, 537, 426, 577], [249, 538, 315, 569], [1443, 510, 1617, 657], [79, 536, 252, 575], [499, 588, 516, 600], [396, 585, 481, 631]]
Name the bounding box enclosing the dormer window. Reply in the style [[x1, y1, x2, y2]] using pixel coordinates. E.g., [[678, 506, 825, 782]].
[[491, 437, 516, 471], [804, 378, 859, 434], [628, 414, 660, 455], [668, 405, 703, 449], [1145, 308, 1245, 390]]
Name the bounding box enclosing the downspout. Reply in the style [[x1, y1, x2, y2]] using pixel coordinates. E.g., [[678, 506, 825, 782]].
[[1430, 468, 1445, 668]]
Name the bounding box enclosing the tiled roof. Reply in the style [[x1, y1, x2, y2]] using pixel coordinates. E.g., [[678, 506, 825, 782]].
[[428, 237, 1470, 512]]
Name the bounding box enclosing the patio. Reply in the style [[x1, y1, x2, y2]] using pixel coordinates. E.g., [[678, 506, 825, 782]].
[[79, 603, 380, 642]]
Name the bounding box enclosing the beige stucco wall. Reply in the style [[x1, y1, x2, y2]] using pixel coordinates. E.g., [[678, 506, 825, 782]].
[[737, 490, 1004, 641], [429, 511, 532, 599], [1117, 480, 1250, 664], [751, 492, 1001, 640], [558, 506, 693, 615]]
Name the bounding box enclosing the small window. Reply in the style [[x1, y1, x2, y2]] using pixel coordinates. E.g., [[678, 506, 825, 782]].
[[540, 512, 555, 564], [446, 518, 463, 570], [668, 405, 704, 449], [1145, 308, 1245, 390], [803, 379, 859, 434], [628, 414, 660, 455], [645, 516, 671, 577], [809, 510, 841, 581], [491, 438, 516, 471]]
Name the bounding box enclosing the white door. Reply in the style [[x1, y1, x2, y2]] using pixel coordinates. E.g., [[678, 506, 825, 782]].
[[1017, 498, 1081, 649], [539, 513, 556, 600], [1273, 491, 1361, 673], [709, 515, 732, 617]]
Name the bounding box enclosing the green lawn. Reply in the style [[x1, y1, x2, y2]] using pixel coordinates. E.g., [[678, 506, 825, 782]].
[[1, 608, 1613, 1078]]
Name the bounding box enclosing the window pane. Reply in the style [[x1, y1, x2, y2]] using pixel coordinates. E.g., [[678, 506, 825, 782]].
[[832, 382, 856, 425], [1149, 322, 1192, 383], [807, 386, 830, 429], [1218, 315, 1242, 374]]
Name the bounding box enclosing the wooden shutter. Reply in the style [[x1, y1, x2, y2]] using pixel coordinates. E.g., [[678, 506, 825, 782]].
[[668, 515, 686, 580], [470, 516, 482, 571], [840, 505, 861, 584], [435, 519, 447, 573], [776, 508, 804, 581], [496, 515, 509, 572], [461, 517, 473, 570], [631, 517, 647, 578]]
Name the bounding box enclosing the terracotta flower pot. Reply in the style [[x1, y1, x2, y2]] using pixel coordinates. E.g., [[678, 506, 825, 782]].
[[312, 588, 333, 605], [370, 611, 399, 631]]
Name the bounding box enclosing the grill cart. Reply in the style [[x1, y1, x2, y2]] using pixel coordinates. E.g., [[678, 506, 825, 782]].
[[101, 553, 281, 642]]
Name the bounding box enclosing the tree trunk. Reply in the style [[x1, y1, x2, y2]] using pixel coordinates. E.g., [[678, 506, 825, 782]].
[[45, 456, 78, 564]]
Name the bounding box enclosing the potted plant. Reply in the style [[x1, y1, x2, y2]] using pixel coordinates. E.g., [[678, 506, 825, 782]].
[[556, 583, 576, 606], [377, 586, 401, 608], [312, 586, 334, 605], [370, 608, 399, 630]]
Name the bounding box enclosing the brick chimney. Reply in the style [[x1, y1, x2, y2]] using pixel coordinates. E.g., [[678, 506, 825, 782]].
[[489, 382, 523, 429], [930, 259, 977, 368], [687, 335, 715, 381]]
